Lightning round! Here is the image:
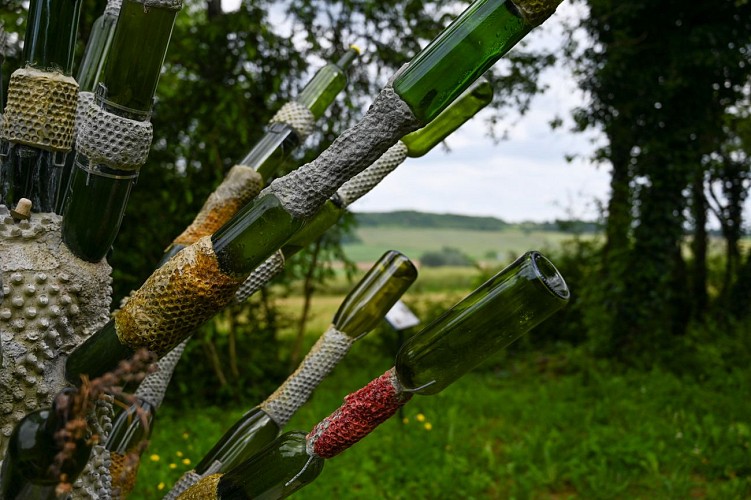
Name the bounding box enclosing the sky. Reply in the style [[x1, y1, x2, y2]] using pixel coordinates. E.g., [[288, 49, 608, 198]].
[[223, 0, 611, 223]]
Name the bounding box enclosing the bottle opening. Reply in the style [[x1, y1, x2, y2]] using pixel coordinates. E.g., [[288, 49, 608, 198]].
[[531, 251, 570, 301]]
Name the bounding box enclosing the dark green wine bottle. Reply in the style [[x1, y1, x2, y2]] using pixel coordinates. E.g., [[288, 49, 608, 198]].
[[0, 0, 82, 212], [278, 78, 495, 259], [60, 0, 181, 261], [395, 251, 569, 394], [333, 250, 417, 336], [0, 389, 92, 500], [106, 398, 156, 497], [393, 0, 560, 123]]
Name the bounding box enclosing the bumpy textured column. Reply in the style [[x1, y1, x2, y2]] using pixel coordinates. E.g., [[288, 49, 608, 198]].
[[306, 368, 411, 459], [73, 393, 115, 500], [261, 326, 354, 427], [172, 165, 263, 246], [0, 67, 78, 152], [74, 91, 95, 141], [113, 236, 245, 356], [234, 250, 285, 304], [0, 205, 112, 456], [176, 473, 222, 500], [269, 101, 315, 142], [264, 85, 420, 218], [336, 141, 408, 207]]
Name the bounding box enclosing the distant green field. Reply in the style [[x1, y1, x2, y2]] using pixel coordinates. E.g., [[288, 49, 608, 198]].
[[343, 226, 585, 263]]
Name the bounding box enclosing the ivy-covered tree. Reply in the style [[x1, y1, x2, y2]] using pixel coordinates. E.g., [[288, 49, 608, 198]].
[[568, 0, 751, 359]]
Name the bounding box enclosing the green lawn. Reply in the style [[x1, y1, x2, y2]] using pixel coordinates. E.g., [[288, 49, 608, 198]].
[[133, 337, 751, 499]]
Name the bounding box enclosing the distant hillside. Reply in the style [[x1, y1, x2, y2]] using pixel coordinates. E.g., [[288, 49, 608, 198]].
[[353, 210, 600, 233], [354, 210, 509, 231]]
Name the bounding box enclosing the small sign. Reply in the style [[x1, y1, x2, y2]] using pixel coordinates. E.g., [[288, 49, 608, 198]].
[[385, 300, 420, 331]]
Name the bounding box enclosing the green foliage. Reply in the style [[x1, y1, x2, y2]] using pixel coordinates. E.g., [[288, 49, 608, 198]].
[[420, 246, 475, 267]]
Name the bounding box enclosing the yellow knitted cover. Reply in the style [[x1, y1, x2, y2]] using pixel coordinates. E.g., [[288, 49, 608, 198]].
[[114, 237, 245, 355], [0, 67, 78, 151], [177, 473, 222, 500]]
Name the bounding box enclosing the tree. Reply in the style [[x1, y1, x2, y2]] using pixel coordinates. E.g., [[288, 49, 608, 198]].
[[568, 0, 751, 359]]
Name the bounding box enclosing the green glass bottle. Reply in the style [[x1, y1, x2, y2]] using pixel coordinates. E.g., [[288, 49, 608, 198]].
[[0, 0, 82, 212], [395, 251, 569, 394], [23, 0, 81, 73], [106, 398, 156, 496], [400, 76, 493, 157], [60, 0, 181, 261], [332, 250, 417, 336], [393, 0, 560, 123], [245, 46, 360, 180], [0, 389, 92, 499]]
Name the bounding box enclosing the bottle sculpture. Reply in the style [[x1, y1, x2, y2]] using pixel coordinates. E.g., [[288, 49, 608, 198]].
[[0, 389, 92, 499], [177, 251, 570, 499], [54, 0, 122, 214], [60, 0, 183, 262], [0, 0, 83, 212], [65, 0, 563, 384], [165, 250, 416, 498]]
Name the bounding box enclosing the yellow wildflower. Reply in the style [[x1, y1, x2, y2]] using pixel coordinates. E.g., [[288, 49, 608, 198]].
[[424, 422, 433, 431], [416, 413, 426, 422], [149, 454, 160, 462], [182, 458, 191, 465], [169, 463, 177, 469], [176, 451, 184, 457], [158, 482, 165, 491], [402, 417, 409, 424], [182, 432, 190, 440]]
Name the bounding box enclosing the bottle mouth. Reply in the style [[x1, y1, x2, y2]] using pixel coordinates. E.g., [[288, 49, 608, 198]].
[[530, 251, 570, 301]]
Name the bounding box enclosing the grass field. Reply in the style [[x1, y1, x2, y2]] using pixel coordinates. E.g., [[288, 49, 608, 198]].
[[342, 226, 581, 263], [134, 336, 751, 499]]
